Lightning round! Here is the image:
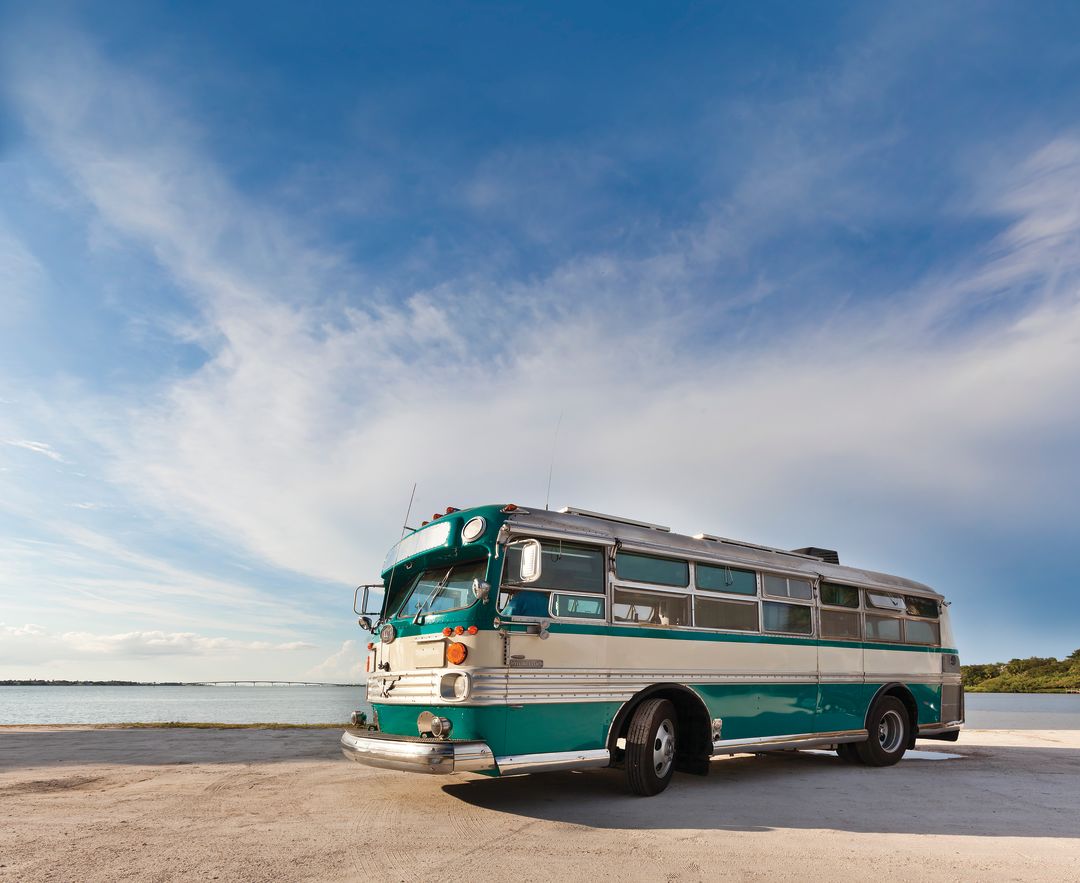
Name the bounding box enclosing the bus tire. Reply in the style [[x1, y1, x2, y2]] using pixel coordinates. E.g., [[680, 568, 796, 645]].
[[856, 696, 909, 767], [626, 698, 677, 796], [836, 742, 861, 764]]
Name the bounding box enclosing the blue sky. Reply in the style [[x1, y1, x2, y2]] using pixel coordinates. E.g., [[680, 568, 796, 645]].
[[2, 1, 1079, 679]]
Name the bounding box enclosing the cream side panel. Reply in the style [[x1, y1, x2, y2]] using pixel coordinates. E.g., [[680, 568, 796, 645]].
[[864, 646, 939, 680], [605, 632, 818, 676], [818, 643, 863, 681]]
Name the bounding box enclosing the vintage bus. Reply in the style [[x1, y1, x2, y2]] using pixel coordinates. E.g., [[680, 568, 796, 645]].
[[342, 503, 963, 795]]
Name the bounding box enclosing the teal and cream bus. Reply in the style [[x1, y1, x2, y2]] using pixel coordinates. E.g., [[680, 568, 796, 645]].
[[342, 503, 963, 795]]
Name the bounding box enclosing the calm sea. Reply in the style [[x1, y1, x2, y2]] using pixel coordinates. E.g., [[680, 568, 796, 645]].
[[0, 685, 370, 726], [0, 685, 1077, 728]]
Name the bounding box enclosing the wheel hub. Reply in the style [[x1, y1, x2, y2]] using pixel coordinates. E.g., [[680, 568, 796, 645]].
[[653, 718, 675, 777]]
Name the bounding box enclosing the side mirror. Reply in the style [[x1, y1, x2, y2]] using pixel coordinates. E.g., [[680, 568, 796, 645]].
[[472, 579, 491, 602], [353, 583, 385, 617], [358, 616, 373, 631], [518, 539, 542, 583]]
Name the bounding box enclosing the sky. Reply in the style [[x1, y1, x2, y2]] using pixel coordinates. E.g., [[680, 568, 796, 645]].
[[2, 1, 1079, 680]]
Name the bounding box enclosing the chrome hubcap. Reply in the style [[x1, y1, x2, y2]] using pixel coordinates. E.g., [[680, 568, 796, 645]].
[[653, 718, 675, 777], [878, 709, 904, 753]]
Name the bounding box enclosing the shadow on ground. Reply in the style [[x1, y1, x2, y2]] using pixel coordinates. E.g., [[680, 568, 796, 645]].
[[442, 745, 1080, 838]]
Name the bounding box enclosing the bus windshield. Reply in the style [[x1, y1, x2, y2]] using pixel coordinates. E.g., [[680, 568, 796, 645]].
[[394, 559, 487, 619]]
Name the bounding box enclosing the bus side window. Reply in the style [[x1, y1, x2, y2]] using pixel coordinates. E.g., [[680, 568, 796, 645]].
[[551, 593, 605, 620], [500, 540, 607, 617]]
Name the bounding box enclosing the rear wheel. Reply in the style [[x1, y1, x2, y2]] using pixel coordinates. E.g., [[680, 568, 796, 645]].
[[856, 696, 910, 767], [626, 698, 677, 796]]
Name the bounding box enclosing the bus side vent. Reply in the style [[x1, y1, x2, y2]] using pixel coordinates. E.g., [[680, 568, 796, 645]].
[[791, 547, 840, 564]]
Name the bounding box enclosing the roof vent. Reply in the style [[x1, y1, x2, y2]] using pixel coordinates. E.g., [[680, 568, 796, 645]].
[[558, 507, 671, 532], [792, 547, 839, 565]]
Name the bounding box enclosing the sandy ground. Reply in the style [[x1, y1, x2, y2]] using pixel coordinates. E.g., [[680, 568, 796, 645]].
[[1, 728, 1078, 882]]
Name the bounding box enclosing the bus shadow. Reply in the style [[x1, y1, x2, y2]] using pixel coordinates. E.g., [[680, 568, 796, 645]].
[[442, 745, 1080, 838]]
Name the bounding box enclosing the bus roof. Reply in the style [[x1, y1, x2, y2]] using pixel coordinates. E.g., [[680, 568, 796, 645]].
[[502, 505, 942, 600]]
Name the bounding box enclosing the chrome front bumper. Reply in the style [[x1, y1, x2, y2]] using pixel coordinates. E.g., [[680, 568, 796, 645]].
[[340, 729, 496, 774]]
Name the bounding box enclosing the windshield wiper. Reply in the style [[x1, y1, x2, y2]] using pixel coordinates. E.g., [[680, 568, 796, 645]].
[[413, 569, 452, 624]]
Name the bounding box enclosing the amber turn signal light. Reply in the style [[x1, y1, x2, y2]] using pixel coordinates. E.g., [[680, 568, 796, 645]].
[[467, 625, 478, 635], [447, 642, 468, 665]]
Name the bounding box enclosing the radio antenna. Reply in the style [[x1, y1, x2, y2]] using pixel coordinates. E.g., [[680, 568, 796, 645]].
[[544, 412, 563, 511], [400, 482, 417, 537], [377, 482, 417, 629]]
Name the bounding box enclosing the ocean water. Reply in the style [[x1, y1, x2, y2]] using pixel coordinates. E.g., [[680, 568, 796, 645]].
[[963, 691, 1080, 729], [0, 685, 370, 726], [0, 685, 1076, 728]]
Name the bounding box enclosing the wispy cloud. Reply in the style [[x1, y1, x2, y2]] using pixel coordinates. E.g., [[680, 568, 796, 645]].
[[2, 438, 67, 462], [2, 12, 1080, 671], [0, 622, 313, 662]]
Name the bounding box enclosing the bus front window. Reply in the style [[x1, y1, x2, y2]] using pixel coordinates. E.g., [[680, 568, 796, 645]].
[[395, 559, 487, 619]]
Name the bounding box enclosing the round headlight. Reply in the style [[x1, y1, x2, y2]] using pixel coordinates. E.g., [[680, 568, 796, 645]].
[[461, 516, 486, 543], [379, 623, 396, 644]]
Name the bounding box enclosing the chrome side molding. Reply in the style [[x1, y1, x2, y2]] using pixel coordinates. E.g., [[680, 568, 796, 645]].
[[710, 729, 868, 756], [495, 748, 611, 775]]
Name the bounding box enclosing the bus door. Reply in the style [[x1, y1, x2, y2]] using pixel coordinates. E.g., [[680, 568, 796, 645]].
[[496, 539, 608, 754], [815, 582, 865, 733]]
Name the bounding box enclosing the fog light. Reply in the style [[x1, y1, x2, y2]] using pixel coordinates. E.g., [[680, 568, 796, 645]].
[[417, 710, 452, 738]]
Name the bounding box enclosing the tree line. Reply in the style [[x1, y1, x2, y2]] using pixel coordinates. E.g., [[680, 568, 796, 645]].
[[962, 649, 1080, 692]]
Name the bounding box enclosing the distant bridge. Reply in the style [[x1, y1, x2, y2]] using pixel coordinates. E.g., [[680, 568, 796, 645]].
[[188, 681, 363, 688]]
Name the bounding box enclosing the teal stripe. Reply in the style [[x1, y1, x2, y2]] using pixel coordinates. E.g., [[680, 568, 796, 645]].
[[545, 621, 957, 654]]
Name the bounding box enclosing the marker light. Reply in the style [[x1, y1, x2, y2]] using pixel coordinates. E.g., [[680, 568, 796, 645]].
[[454, 625, 465, 635], [467, 625, 478, 635], [447, 642, 468, 665], [445, 506, 460, 514], [461, 516, 486, 543], [442, 627, 453, 636], [366, 642, 375, 651]]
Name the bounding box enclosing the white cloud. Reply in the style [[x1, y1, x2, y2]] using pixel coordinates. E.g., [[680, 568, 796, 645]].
[[2, 22, 1079, 677], [307, 640, 364, 682], [2, 439, 67, 463], [0, 622, 314, 663], [6, 27, 1080, 591]]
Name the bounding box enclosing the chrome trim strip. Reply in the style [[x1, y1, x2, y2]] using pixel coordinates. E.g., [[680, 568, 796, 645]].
[[496, 748, 611, 775], [368, 668, 952, 705], [918, 720, 964, 736], [710, 729, 868, 756], [340, 731, 495, 774]]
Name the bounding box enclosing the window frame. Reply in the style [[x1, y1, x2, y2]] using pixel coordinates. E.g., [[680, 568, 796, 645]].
[[761, 599, 815, 636], [763, 572, 815, 602], [864, 612, 905, 643], [695, 561, 758, 597], [692, 593, 760, 633], [612, 585, 692, 628], [818, 580, 863, 641], [548, 592, 607, 622], [614, 551, 690, 588], [498, 537, 609, 617]]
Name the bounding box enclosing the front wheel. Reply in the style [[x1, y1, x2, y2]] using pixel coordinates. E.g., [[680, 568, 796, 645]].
[[836, 741, 861, 764], [625, 698, 677, 796], [855, 696, 910, 767]]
